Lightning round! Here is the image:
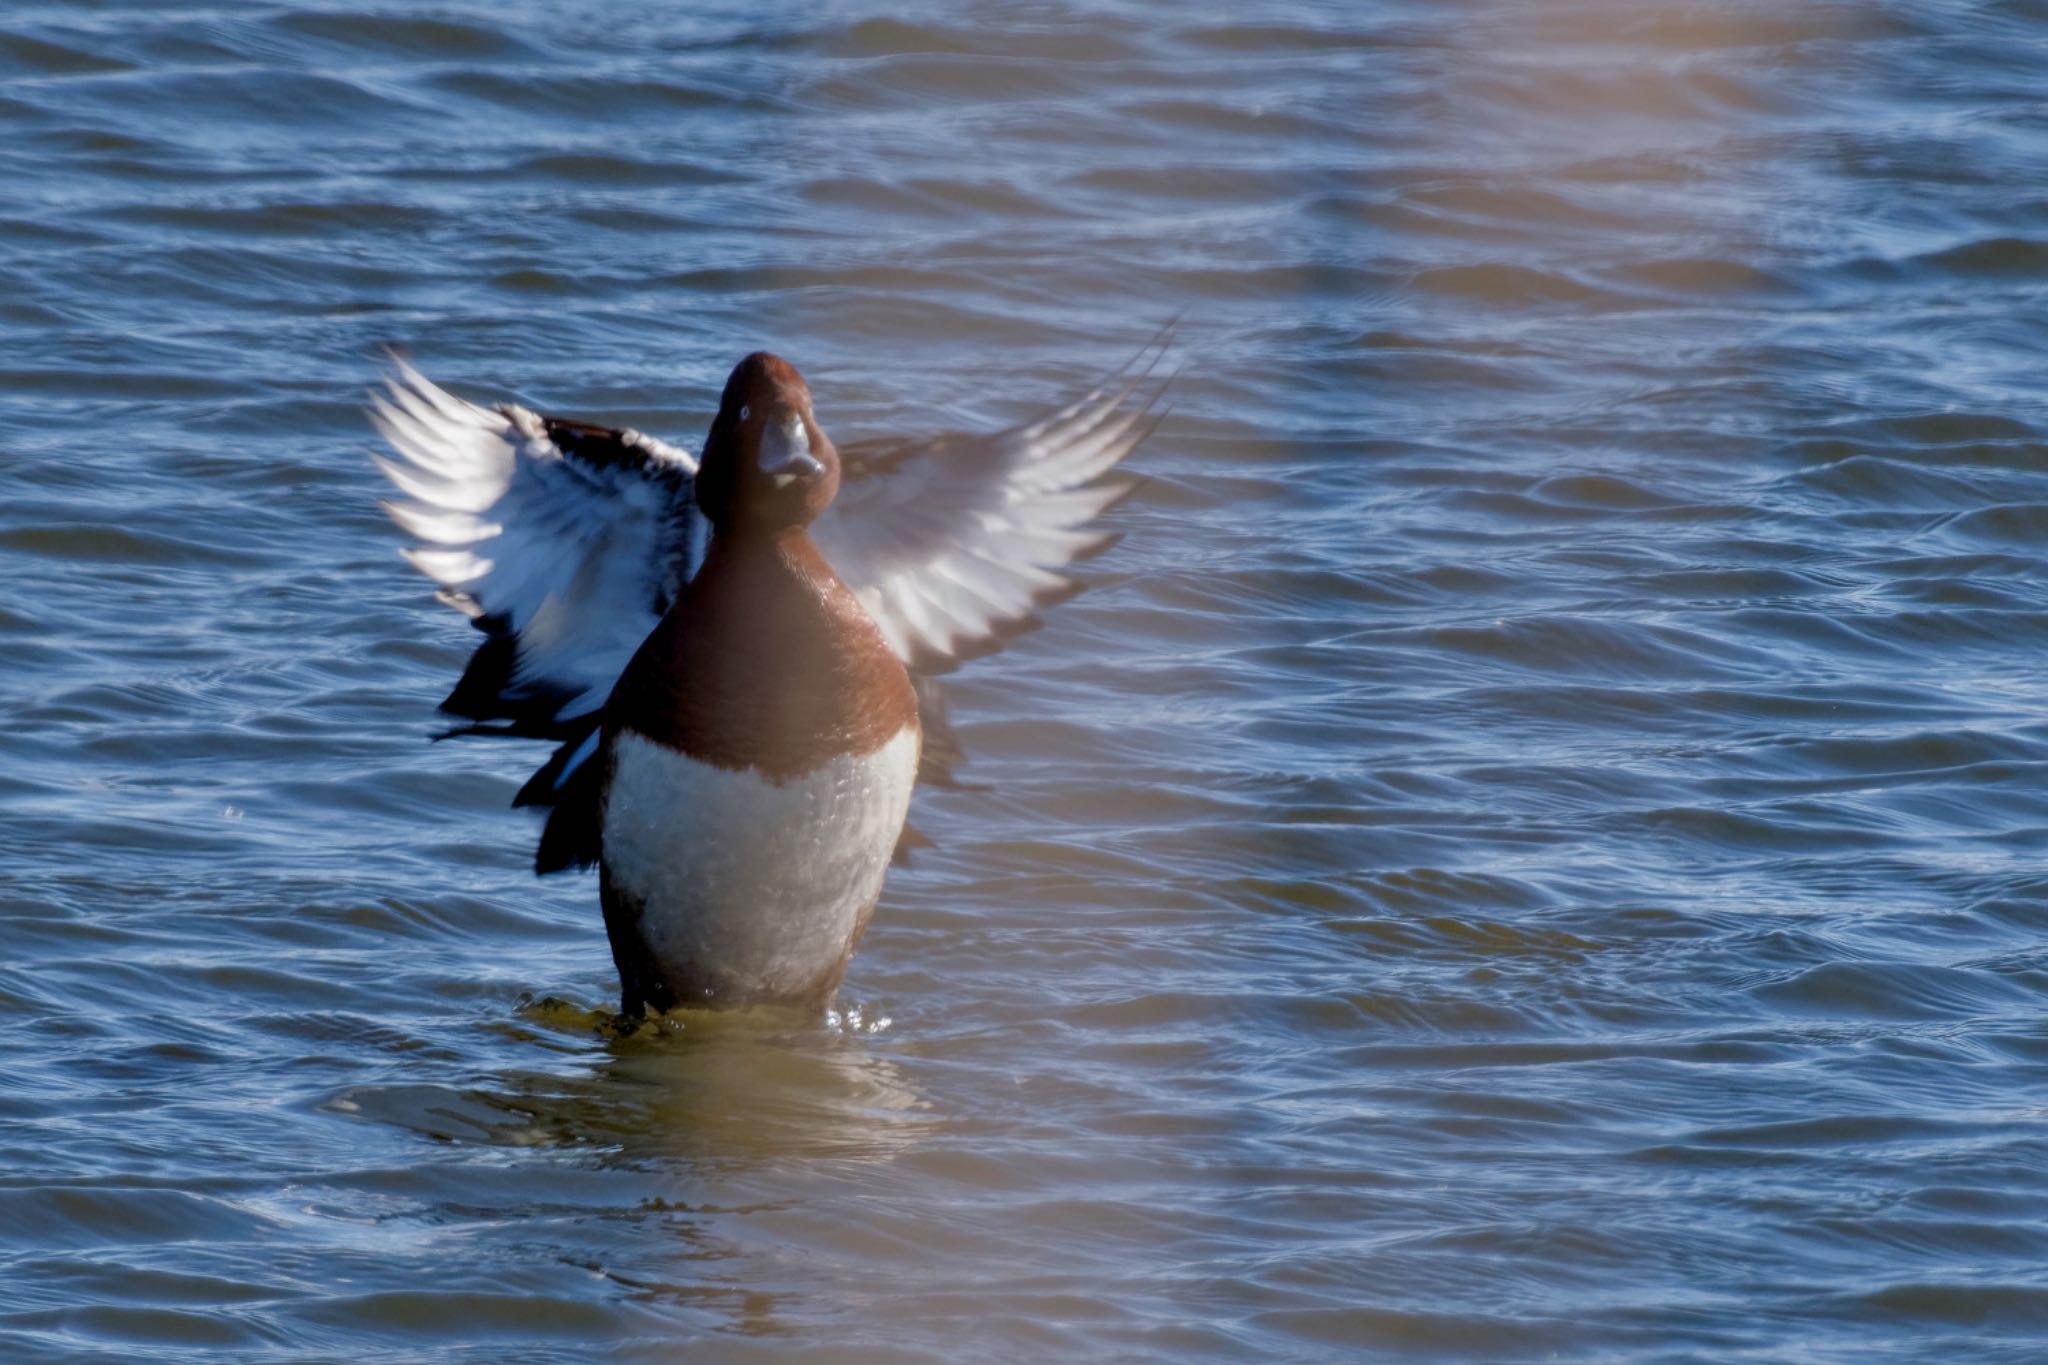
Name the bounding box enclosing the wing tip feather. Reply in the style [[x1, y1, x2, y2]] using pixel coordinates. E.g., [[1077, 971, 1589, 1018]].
[[903, 566, 1103, 675], [1070, 527, 1125, 565]]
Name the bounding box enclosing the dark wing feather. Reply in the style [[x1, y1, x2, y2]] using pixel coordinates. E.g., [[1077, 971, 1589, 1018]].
[[910, 674, 972, 790], [531, 722, 606, 874]]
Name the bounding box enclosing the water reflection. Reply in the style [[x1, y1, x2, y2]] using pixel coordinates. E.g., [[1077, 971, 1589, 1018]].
[[326, 999, 931, 1165]]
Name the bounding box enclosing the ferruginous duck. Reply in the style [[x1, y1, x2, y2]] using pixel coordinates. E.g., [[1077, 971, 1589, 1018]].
[[370, 340, 1166, 1015]]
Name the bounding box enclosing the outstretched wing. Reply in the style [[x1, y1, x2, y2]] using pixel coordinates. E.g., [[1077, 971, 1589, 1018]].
[[370, 360, 708, 872], [370, 358, 707, 734], [812, 349, 1168, 681]]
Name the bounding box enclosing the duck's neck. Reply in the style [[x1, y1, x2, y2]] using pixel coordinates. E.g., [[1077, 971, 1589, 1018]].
[[711, 524, 834, 590]]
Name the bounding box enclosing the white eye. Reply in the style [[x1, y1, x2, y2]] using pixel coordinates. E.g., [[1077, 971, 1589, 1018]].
[[738, 405, 751, 422]]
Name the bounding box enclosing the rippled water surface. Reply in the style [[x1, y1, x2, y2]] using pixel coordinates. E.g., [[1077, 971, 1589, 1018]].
[[7, 1, 2048, 1359]]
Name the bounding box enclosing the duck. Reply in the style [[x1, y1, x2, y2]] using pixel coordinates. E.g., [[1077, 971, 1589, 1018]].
[[369, 339, 1167, 1016]]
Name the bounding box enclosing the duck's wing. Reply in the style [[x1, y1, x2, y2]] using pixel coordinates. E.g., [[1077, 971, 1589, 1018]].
[[813, 346, 1168, 676], [810, 346, 1168, 787], [371, 359, 706, 732], [370, 359, 708, 872]]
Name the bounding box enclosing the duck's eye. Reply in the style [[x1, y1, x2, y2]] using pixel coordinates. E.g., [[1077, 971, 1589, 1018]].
[[738, 405, 751, 423]]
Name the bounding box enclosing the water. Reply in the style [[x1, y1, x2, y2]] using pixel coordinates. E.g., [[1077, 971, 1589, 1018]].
[[4, 0, 2048, 1358]]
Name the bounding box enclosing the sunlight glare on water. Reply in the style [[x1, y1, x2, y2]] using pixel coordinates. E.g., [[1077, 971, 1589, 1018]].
[[4, 0, 2048, 1360]]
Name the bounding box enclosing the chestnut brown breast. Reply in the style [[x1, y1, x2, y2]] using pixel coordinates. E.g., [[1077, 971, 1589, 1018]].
[[606, 530, 918, 782]]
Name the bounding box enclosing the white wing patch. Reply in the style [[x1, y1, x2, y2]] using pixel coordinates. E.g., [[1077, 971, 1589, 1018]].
[[811, 358, 1167, 672], [369, 358, 705, 733]]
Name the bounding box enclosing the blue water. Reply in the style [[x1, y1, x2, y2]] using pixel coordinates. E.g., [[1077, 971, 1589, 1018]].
[[5, 1, 2048, 1359]]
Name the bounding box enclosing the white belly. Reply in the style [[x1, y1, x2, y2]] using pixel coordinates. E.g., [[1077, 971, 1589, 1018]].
[[600, 725, 920, 1003]]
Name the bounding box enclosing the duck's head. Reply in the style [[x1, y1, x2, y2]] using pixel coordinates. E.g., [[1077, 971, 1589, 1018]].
[[695, 352, 840, 534]]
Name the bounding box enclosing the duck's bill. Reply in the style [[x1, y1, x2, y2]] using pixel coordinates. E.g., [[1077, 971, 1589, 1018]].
[[760, 415, 824, 482]]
